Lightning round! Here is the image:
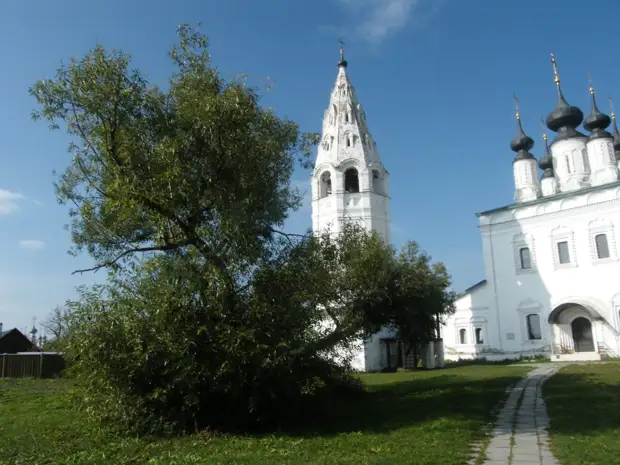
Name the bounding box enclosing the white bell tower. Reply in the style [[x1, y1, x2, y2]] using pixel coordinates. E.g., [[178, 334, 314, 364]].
[[311, 44, 391, 243]]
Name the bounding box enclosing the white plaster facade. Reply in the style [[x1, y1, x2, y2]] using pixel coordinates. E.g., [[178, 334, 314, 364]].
[[442, 78, 620, 362], [311, 54, 393, 372]]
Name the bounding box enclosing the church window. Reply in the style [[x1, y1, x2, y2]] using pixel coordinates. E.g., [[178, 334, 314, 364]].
[[557, 241, 571, 264], [595, 233, 610, 259], [345, 112, 350, 123], [519, 247, 532, 270], [346, 137, 351, 147], [526, 314, 542, 340], [319, 171, 332, 198], [458, 328, 467, 344], [344, 168, 360, 193], [564, 153, 573, 174], [475, 328, 484, 344], [582, 148, 591, 172]]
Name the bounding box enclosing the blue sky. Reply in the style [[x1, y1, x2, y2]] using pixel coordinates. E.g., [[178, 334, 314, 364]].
[[2, 0, 620, 332]]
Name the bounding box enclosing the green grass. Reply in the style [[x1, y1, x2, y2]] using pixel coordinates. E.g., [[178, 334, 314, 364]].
[[544, 363, 620, 465], [0, 365, 530, 465]]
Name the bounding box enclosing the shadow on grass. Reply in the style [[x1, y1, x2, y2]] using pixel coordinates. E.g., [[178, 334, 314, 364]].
[[280, 370, 526, 437], [544, 367, 620, 437], [543, 365, 620, 465]]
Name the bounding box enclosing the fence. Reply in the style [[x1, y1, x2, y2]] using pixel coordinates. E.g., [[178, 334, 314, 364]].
[[0, 353, 65, 378]]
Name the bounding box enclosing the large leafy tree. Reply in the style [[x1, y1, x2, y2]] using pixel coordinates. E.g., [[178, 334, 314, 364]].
[[31, 25, 455, 433]]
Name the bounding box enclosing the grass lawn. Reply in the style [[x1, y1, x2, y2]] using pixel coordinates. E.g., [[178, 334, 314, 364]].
[[0, 365, 529, 465], [544, 362, 620, 465]]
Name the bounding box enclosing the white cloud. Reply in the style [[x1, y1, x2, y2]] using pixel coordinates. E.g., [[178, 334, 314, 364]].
[[19, 240, 45, 250], [0, 189, 25, 215], [332, 0, 443, 44]]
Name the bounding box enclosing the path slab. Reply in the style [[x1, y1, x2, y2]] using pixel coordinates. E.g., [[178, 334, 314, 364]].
[[480, 365, 561, 465]]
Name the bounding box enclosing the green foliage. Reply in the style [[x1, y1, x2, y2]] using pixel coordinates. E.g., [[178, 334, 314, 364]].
[[31, 24, 454, 434], [386, 242, 456, 355]]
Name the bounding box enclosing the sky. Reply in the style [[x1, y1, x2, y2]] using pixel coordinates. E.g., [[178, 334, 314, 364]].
[[2, 0, 620, 333]]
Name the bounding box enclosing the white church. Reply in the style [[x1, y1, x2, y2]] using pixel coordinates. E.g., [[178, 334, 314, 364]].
[[311, 48, 620, 371], [442, 54, 620, 363]]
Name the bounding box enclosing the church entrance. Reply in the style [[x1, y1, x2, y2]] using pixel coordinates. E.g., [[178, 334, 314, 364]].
[[571, 317, 595, 353], [380, 338, 402, 371]]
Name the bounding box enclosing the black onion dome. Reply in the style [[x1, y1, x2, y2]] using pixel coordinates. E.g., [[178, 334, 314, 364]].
[[583, 89, 612, 140], [545, 92, 584, 132], [546, 54, 585, 141], [511, 116, 536, 162]]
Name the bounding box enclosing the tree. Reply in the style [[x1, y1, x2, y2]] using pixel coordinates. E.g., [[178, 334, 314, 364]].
[[385, 242, 456, 366], [41, 305, 73, 351], [31, 25, 455, 434], [41, 305, 71, 340]]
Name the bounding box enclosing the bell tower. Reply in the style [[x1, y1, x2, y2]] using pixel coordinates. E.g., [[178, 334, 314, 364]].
[[311, 43, 391, 242]]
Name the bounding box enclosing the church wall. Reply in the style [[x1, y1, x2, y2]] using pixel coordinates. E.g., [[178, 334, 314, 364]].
[[444, 183, 620, 361], [476, 183, 620, 359], [441, 283, 497, 360]]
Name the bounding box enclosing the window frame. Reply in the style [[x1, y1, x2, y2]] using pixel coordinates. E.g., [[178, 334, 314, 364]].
[[458, 328, 467, 345], [517, 300, 545, 343], [519, 246, 532, 270], [526, 313, 542, 341], [474, 327, 484, 345], [557, 240, 571, 264], [551, 226, 577, 270], [588, 219, 617, 264], [594, 233, 611, 259], [513, 233, 537, 274]]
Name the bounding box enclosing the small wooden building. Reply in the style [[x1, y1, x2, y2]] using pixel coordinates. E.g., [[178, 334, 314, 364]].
[[0, 328, 40, 354]]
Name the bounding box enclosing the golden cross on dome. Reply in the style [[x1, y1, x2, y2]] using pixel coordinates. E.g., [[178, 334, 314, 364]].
[[513, 94, 520, 120], [540, 117, 548, 141], [550, 52, 561, 85], [588, 71, 595, 95]]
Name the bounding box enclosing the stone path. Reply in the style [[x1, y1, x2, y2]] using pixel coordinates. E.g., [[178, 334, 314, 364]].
[[482, 364, 562, 465]]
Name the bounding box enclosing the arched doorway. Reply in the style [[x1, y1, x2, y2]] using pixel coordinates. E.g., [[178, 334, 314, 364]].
[[571, 317, 595, 353]]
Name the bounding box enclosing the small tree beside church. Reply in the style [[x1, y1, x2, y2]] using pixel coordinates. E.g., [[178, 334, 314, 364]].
[[30, 25, 455, 434]]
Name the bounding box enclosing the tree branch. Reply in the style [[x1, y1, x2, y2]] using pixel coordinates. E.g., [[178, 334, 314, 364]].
[[72, 240, 191, 274]]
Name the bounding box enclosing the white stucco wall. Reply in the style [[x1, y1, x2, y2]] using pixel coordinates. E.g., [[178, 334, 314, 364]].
[[443, 180, 620, 361]]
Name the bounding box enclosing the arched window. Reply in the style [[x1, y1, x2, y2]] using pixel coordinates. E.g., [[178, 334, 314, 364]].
[[344, 168, 359, 193], [345, 112, 350, 123], [475, 328, 484, 344], [346, 137, 351, 147], [319, 172, 332, 198], [595, 233, 610, 259], [459, 328, 467, 345], [519, 247, 531, 270], [526, 314, 542, 340]]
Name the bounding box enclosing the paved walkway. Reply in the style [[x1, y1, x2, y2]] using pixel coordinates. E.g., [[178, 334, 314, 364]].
[[482, 364, 561, 465]]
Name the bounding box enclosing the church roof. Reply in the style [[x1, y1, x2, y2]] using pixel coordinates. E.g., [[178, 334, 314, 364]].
[[456, 280, 487, 299], [314, 43, 383, 170], [476, 179, 620, 218], [545, 53, 585, 144], [510, 96, 536, 163], [583, 84, 612, 141]]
